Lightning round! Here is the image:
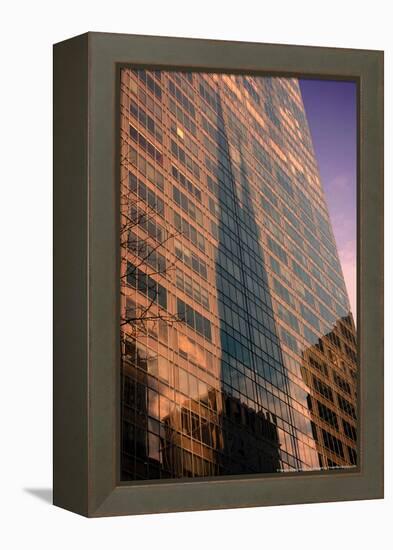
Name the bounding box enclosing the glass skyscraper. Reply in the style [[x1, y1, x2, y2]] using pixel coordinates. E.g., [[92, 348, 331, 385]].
[[119, 68, 358, 481]]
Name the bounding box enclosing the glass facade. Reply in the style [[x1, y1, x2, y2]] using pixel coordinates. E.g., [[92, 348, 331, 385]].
[[119, 69, 358, 481]]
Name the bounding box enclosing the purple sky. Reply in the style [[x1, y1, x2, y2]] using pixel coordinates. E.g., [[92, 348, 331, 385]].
[[299, 79, 357, 320]]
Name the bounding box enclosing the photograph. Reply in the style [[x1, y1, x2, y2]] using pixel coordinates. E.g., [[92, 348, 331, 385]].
[[1, 0, 388, 543], [119, 68, 358, 481]]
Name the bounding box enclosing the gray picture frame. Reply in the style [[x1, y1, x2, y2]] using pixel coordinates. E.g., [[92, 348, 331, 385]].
[[53, 32, 384, 517]]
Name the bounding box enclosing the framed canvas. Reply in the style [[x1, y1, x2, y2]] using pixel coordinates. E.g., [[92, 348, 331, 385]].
[[53, 32, 384, 517]]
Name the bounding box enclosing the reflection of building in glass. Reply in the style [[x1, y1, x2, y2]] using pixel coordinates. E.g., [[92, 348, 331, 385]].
[[301, 315, 358, 469], [159, 391, 281, 477], [120, 69, 358, 481]]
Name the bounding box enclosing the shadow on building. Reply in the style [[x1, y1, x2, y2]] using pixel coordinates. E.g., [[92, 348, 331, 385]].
[[204, 81, 304, 475]]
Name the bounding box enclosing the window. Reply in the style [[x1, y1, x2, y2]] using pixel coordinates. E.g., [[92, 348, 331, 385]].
[[172, 185, 203, 225], [128, 146, 164, 190], [327, 331, 342, 350], [168, 98, 196, 135], [177, 299, 212, 341], [172, 165, 201, 201], [342, 419, 357, 441], [319, 302, 336, 325], [171, 140, 200, 178], [265, 101, 281, 127], [333, 372, 352, 395], [252, 139, 272, 173], [174, 239, 207, 279], [174, 211, 205, 252], [270, 255, 281, 277], [133, 84, 162, 119], [243, 77, 260, 104], [130, 206, 165, 243], [313, 376, 334, 402], [221, 331, 251, 367], [304, 325, 319, 346], [276, 167, 293, 197], [261, 196, 280, 224], [337, 394, 357, 419], [340, 320, 357, 346], [260, 181, 278, 208], [322, 429, 344, 458], [129, 125, 163, 165], [273, 278, 294, 307], [199, 81, 219, 112], [317, 400, 339, 429], [344, 343, 357, 363], [127, 263, 167, 309], [316, 283, 332, 308], [201, 116, 230, 158], [129, 173, 164, 216], [170, 122, 199, 157], [347, 446, 357, 465], [301, 303, 320, 331], [267, 236, 287, 265], [128, 230, 166, 273], [304, 227, 320, 253], [168, 79, 195, 117], [176, 268, 209, 310], [282, 205, 299, 229], [309, 356, 328, 376], [277, 303, 299, 332], [205, 156, 233, 194], [293, 261, 311, 286], [280, 328, 298, 353], [129, 102, 162, 142], [132, 69, 162, 99]]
